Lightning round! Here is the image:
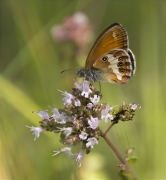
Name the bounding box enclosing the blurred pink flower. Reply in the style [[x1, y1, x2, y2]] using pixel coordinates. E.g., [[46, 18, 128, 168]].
[[51, 12, 93, 54]]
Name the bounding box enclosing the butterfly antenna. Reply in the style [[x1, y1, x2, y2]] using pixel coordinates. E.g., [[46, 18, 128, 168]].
[[60, 69, 77, 74]]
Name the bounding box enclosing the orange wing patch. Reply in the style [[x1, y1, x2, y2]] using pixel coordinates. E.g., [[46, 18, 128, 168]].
[[92, 49, 133, 83], [85, 23, 128, 69]]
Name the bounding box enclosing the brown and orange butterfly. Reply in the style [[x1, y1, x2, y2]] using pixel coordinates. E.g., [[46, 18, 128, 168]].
[[77, 22, 136, 84]]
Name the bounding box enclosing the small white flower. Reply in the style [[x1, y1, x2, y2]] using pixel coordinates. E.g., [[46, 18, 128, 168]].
[[74, 99, 81, 106], [87, 103, 93, 109], [36, 110, 49, 120], [74, 150, 84, 167], [88, 117, 99, 129], [52, 108, 67, 124], [101, 106, 114, 123], [26, 126, 45, 141], [74, 79, 92, 98], [130, 104, 138, 110], [74, 79, 83, 90], [86, 137, 98, 148], [81, 82, 92, 98], [55, 127, 73, 137], [79, 131, 88, 140], [60, 90, 75, 106], [52, 108, 60, 117], [53, 147, 72, 156], [90, 95, 100, 105]]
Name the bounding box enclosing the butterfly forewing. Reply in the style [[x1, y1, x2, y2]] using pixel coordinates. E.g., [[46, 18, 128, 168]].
[[85, 23, 128, 69]]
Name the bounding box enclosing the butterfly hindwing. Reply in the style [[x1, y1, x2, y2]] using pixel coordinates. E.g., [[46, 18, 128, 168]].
[[92, 49, 135, 83]]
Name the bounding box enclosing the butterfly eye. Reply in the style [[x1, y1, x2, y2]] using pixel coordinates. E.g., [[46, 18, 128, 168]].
[[102, 56, 108, 61]]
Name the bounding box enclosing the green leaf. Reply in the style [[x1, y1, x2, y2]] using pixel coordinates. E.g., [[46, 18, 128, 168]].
[[126, 157, 138, 164], [118, 171, 134, 180]]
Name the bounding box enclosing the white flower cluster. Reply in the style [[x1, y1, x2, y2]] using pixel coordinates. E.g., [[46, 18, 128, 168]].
[[26, 80, 140, 167], [26, 80, 114, 166]]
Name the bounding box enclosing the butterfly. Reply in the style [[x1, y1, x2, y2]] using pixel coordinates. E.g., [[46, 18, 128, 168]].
[[77, 22, 136, 84]]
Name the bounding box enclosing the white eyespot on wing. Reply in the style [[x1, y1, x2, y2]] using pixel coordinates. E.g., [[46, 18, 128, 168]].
[[107, 54, 123, 80], [112, 31, 120, 40], [112, 31, 117, 38]]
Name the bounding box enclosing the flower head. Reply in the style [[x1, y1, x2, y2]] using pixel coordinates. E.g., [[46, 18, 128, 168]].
[[130, 103, 141, 110], [36, 110, 49, 120], [55, 127, 73, 137], [53, 147, 72, 156], [74, 79, 92, 98], [86, 137, 98, 148], [79, 131, 88, 140], [52, 108, 67, 124], [81, 81, 92, 98], [73, 150, 84, 167], [74, 98, 81, 106], [88, 117, 99, 129], [87, 103, 93, 109], [60, 90, 75, 106], [101, 106, 114, 123], [90, 95, 100, 105], [27, 79, 141, 168], [26, 126, 45, 141], [51, 12, 93, 54]]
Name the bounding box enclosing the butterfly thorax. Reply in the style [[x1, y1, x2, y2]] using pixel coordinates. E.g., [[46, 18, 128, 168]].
[[77, 68, 102, 82]]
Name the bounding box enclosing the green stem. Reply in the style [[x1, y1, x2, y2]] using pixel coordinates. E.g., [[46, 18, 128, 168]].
[[104, 122, 115, 136], [99, 128, 138, 180]]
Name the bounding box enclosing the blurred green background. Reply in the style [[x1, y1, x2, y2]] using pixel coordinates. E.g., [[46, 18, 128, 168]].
[[1, 0, 166, 179]]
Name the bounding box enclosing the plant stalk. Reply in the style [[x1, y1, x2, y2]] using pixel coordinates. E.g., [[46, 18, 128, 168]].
[[99, 128, 138, 180]]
